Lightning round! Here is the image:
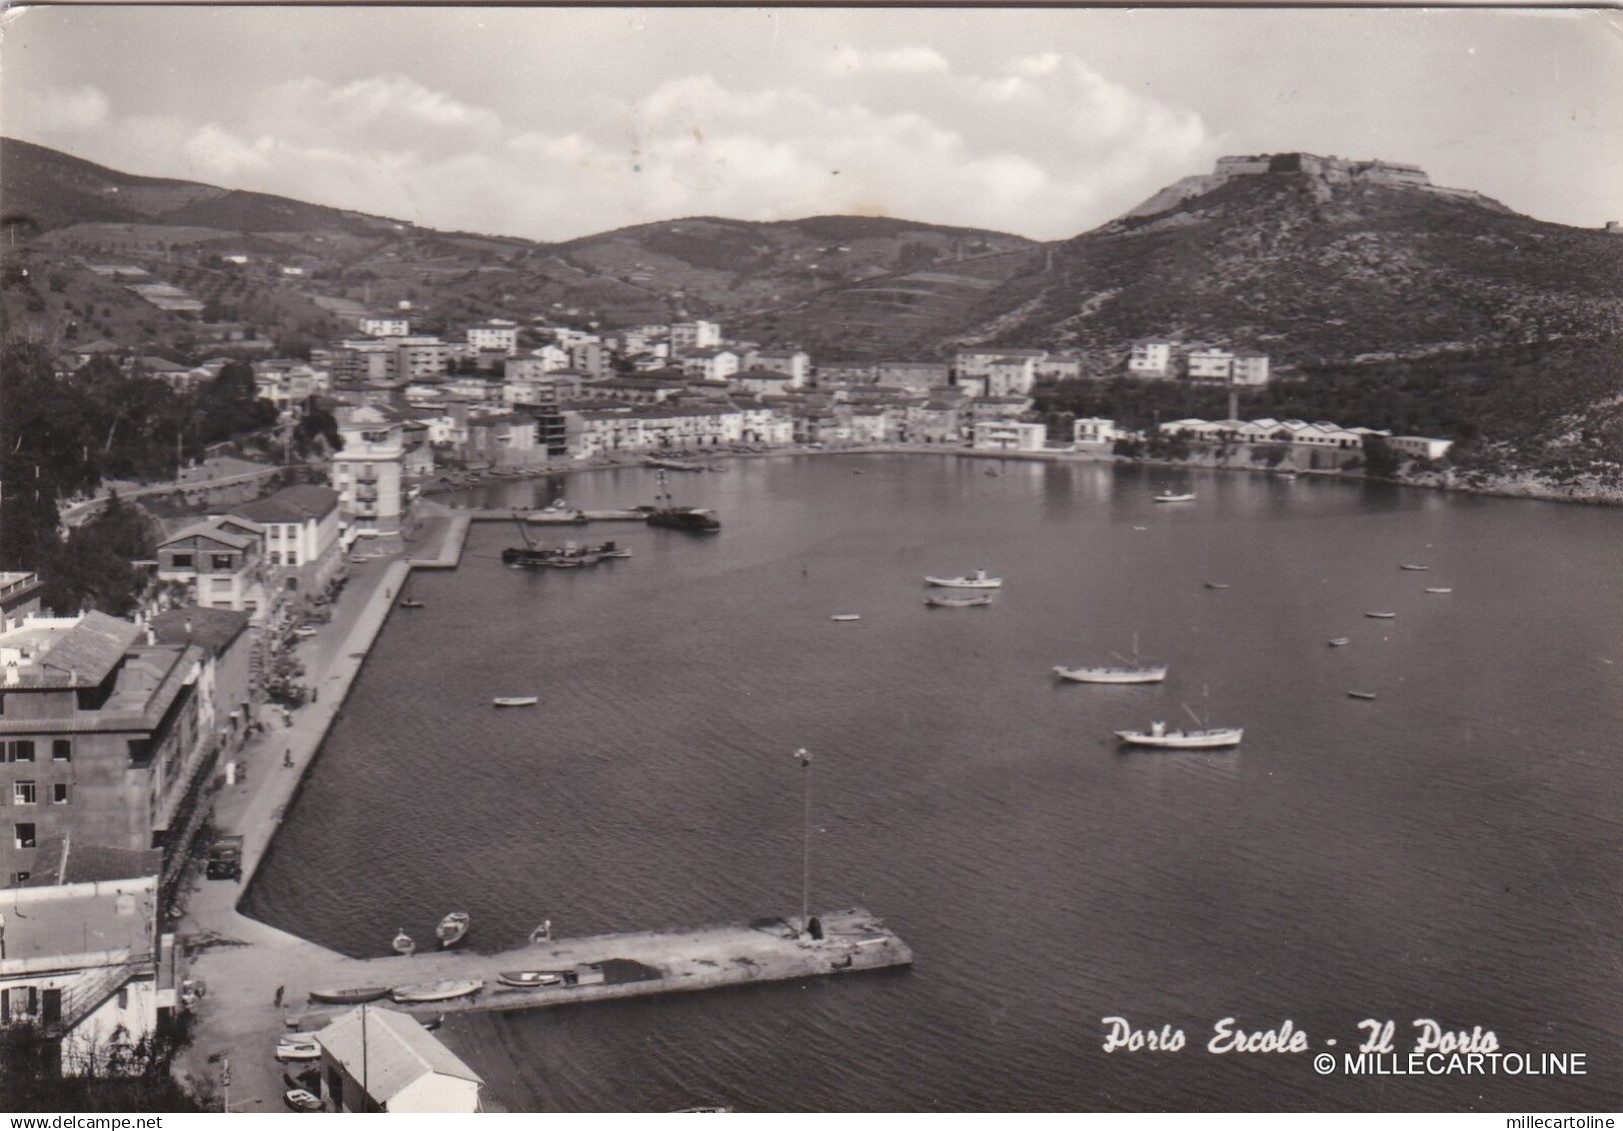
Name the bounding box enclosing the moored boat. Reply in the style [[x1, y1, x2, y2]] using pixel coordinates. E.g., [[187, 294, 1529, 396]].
[[1203, 581, 1230, 590], [493, 696, 539, 707], [924, 570, 1002, 589], [1054, 664, 1168, 684], [391, 929, 415, 956], [647, 470, 721, 532], [436, 911, 471, 949], [1153, 492, 1196, 503], [925, 593, 993, 608], [1399, 563, 1430, 571], [390, 979, 484, 1004], [830, 614, 861, 622], [1328, 637, 1352, 647], [307, 986, 391, 1005], [1347, 690, 1378, 700], [1425, 587, 1453, 594], [497, 970, 566, 989], [1114, 721, 1243, 749], [399, 598, 426, 608], [1365, 611, 1397, 619]]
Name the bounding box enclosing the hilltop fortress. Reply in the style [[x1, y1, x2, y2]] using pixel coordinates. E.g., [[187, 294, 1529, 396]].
[[1119, 152, 1505, 222]]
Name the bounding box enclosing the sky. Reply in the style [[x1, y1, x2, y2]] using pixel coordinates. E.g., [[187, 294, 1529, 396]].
[[2, 7, 1620, 242]]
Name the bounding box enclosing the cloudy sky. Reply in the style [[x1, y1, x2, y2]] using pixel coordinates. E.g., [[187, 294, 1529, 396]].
[[3, 7, 1619, 242]]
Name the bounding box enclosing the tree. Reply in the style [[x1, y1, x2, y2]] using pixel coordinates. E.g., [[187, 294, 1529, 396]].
[[1362, 434, 1403, 480]]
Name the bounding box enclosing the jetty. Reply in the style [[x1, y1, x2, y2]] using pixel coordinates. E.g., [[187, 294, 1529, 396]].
[[463, 507, 651, 525]]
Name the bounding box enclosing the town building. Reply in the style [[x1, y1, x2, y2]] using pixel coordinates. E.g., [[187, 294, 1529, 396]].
[[1186, 348, 1235, 382], [1231, 350, 1271, 386], [0, 612, 206, 889], [1034, 355, 1085, 382], [359, 318, 410, 338], [669, 320, 721, 353], [466, 413, 538, 463], [1387, 435, 1454, 460], [156, 519, 266, 619], [873, 362, 951, 393], [904, 400, 963, 445], [972, 421, 1048, 452], [0, 873, 180, 1077], [746, 349, 810, 386], [147, 607, 253, 772], [954, 348, 1047, 385], [1, 573, 44, 633], [985, 357, 1038, 397], [228, 485, 344, 598], [814, 361, 876, 388], [316, 1006, 483, 1113], [465, 322, 519, 356], [1073, 417, 1123, 451], [333, 406, 405, 537], [730, 369, 799, 397], [679, 349, 742, 383], [1127, 340, 1173, 378]]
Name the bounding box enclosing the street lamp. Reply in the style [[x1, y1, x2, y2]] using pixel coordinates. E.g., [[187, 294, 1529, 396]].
[[795, 748, 812, 936]]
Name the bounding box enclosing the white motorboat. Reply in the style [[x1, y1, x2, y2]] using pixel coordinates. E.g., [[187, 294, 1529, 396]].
[[390, 979, 484, 1004], [493, 696, 539, 707], [925, 570, 1002, 589], [1153, 492, 1196, 503], [829, 614, 861, 622], [391, 929, 415, 956], [1365, 611, 1397, 619], [925, 593, 993, 608], [1114, 721, 1243, 749], [1328, 637, 1352, 647], [1055, 664, 1167, 684], [436, 911, 471, 949], [1425, 587, 1453, 594], [1399, 563, 1430, 571]]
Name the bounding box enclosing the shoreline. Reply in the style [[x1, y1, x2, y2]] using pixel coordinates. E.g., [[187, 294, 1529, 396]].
[[417, 443, 1623, 509]]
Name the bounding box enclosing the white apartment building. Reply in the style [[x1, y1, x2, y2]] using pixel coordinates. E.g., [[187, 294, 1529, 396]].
[[359, 317, 410, 338], [972, 421, 1048, 452], [334, 406, 405, 536], [466, 322, 519, 355]]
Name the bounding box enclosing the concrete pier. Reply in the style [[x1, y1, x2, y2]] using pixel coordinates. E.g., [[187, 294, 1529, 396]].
[[463, 507, 652, 524]]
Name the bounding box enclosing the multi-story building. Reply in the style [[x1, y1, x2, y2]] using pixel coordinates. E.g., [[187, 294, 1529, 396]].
[[972, 421, 1048, 452], [570, 378, 687, 405], [1231, 350, 1271, 386], [359, 317, 410, 338], [1186, 348, 1235, 382], [1034, 355, 1084, 382], [466, 322, 519, 355], [0, 613, 206, 888], [968, 395, 1035, 422], [669, 320, 721, 353], [1073, 417, 1123, 451], [746, 349, 810, 387], [985, 357, 1038, 398], [156, 519, 266, 620], [813, 361, 876, 388], [873, 362, 950, 393], [333, 406, 405, 536], [1127, 340, 1173, 378], [0, 872, 181, 1077], [148, 607, 253, 763], [384, 337, 450, 382], [904, 400, 963, 445], [228, 485, 344, 599], [955, 347, 1046, 385], [1, 572, 44, 633], [731, 369, 799, 397], [679, 349, 741, 383], [466, 413, 538, 462], [330, 342, 393, 386], [563, 404, 751, 456]]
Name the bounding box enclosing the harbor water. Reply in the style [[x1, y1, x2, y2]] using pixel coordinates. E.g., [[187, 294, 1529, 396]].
[[245, 455, 1623, 1111]]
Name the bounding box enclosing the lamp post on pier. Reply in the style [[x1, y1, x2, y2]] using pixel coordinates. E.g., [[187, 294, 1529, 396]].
[[795, 748, 812, 936]]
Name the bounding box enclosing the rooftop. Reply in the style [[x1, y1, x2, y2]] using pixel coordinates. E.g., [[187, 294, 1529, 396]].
[[317, 1007, 483, 1102], [148, 607, 251, 656], [0, 611, 142, 689], [231, 484, 340, 525], [0, 875, 158, 972]]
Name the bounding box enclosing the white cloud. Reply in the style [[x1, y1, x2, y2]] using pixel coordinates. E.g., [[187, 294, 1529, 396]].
[[828, 45, 951, 75], [13, 84, 109, 133]]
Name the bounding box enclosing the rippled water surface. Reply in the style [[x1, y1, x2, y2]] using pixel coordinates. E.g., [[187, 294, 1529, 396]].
[[247, 457, 1623, 1111]]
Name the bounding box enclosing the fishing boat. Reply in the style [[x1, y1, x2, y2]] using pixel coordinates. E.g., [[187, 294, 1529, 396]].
[[1399, 563, 1430, 571], [391, 929, 415, 957], [830, 614, 861, 622], [1114, 721, 1243, 749], [925, 593, 994, 609], [497, 971, 566, 989], [1365, 611, 1397, 619], [1054, 634, 1166, 684], [307, 986, 391, 1005], [399, 598, 425, 609], [436, 911, 471, 949], [1203, 581, 1230, 590], [493, 696, 538, 708], [389, 979, 484, 1004], [924, 570, 1002, 589], [503, 518, 633, 567], [1153, 492, 1196, 503], [1328, 637, 1352, 647], [646, 470, 721, 533], [1425, 587, 1453, 594], [1347, 690, 1378, 700]]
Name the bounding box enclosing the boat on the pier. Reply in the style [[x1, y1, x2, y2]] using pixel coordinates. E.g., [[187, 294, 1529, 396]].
[[391, 929, 415, 956], [1153, 492, 1196, 503], [436, 911, 471, 949], [390, 979, 484, 1004], [493, 696, 539, 707], [924, 570, 1002, 589], [307, 986, 391, 1005], [1328, 637, 1352, 647], [645, 470, 721, 533], [275, 1036, 322, 1062], [497, 970, 566, 988], [1114, 720, 1243, 749], [925, 593, 994, 609], [1347, 690, 1378, 700], [1400, 563, 1430, 571], [1425, 587, 1453, 594], [1365, 611, 1397, 619]]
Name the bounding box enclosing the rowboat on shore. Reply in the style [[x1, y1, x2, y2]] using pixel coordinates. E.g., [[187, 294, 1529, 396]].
[[497, 971, 566, 989], [830, 614, 861, 622], [307, 986, 391, 1005], [390, 979, 484, 1004]]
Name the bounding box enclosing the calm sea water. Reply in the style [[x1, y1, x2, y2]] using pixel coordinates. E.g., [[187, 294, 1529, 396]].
[[246, 456, 1623, 1111]]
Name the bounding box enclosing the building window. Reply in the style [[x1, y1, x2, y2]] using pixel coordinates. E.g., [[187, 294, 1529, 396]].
[[11, 871, 28, 885], [14, 823, 36, 849], [269, 551, 282, 565], [118, 988, 129, 1010], [14, 781, 37, 805], [171, 553, 194, 569], [211, 554, 235, 571], [52, 783, 69, 804], [52, 739, 71, 762], [6, 740, 35, 763]]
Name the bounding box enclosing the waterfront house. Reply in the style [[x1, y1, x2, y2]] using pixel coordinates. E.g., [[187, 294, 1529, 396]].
[[0, 872, 180, 1077], [1388, 435, 1453, 460], [316, 1007, 483, 1113], [334, 405, 405, 537], [148, 607, 253, 766], [1073, 417, 1122, 451], [972, 421, 1048, 452], [0, 613, 206, 890], [228, 485, 344, 599], [968, 395, 1035, 423], [905, 400, 963, 445]]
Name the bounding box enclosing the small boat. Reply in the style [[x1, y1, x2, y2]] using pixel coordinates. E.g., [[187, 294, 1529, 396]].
[[1153, 492, 1196, 503], [284, 1088, 323, 1112], [1399, 564, 1430, 571], [1328, 637, 1352, 647], [399, 598, 425, 609], [1365, 611, 1397, 619], [391, 929, 415, 956], [436, 911, 471, 949], [307, 986, 391, 1005], [925, 593, 994, 608], [1132, 525, 1148, 531], [292, 626, 318, 638], [493, 696, 539, 707], [1055, 664, 1167, 684], [1203, 582, 1230, 590], [275, 1036, 322, 1063], [1114, 721, 1243, 749], [497, 970, 566, 989], [830, 614, 861, 622], [1425, 587, 1453, 594], [1274, 472, 1299, 481], [924, 570, 1002, 589], [1347, 690, 1378, 700], [390, 979, 484, 1004]]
